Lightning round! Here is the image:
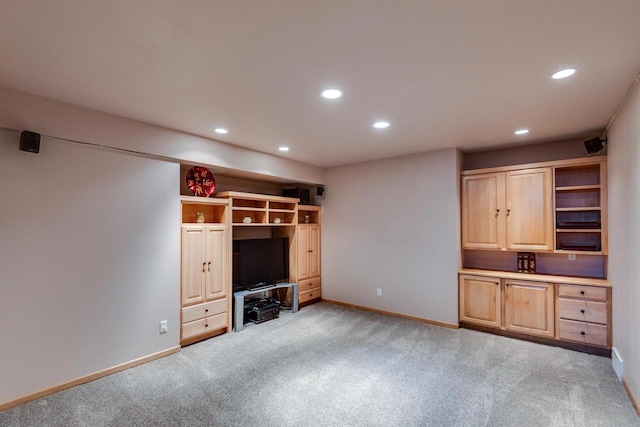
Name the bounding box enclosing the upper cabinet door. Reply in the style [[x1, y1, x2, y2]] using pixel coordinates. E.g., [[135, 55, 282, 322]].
[[307, 225, 321, 278], [505, 168, 553, 251], [462, 173, 506, 250], [181, 226, 207, 306], [204, 226, 226, 301]]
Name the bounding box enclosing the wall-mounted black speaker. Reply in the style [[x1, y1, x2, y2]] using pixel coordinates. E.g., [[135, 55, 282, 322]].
[[20, 131, 41, 153], [584, 137, 604, 155], [283, 188, 311, 205], [316, 186, 325, 197]]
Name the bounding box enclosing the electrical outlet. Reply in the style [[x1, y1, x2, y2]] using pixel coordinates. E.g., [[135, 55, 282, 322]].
[[568, 253, 576, 261], [159, 320, 168, 334], [376, 288, 382, 297]]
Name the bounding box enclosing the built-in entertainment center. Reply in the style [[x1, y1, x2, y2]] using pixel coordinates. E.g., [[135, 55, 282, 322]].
[[179, 190, 321, 345]]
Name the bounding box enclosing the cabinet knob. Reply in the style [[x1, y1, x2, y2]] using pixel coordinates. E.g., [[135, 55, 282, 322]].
[[495, 282, 499, 286], [202, 262, 206, 272], [496, 209, 500, 217], [208, 261, 211, 272], [506, 209, 511, 217], [580, 291, 585, 295], [580, 331, 586, 335], [580, 309, 585, 314], [205, 324, 208, 328], [205, 309, 208, 312]]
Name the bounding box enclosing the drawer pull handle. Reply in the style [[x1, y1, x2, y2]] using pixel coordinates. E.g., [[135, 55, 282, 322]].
[[580, 309, 585, 314], [580, 291, 585, 295], [205, 309, 209, 312], [580, 331, 586, 335]]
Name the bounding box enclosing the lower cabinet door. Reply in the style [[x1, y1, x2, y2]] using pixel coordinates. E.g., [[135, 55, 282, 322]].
[[505, 280, 554, 338], [459, 275, 501, 328]]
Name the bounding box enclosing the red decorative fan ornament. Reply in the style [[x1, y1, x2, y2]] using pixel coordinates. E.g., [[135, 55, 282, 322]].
[[186, 166, 216, 197]]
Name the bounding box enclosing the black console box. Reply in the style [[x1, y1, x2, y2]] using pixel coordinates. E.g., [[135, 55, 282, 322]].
[[244, 297, 280, 324]]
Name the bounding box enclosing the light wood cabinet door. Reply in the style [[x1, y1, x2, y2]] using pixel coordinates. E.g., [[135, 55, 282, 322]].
[[459, 275, 501, 328], [181, 225, 227, 307], [505, 168, 553, 251], [461, 173, 506, 250], [204, 226, 226, 301], [181, 226, 207, 306], [298, 224, 320, 280], [505, 280, 554, 338]]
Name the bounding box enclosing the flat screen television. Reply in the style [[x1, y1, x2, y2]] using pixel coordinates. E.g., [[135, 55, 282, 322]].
[[232, 237, 289, 292]]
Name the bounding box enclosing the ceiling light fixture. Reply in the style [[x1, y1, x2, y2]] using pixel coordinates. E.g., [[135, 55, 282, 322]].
[[551, 68, 577, 79], [373, 121, 390, 129], [515, 129, 530, 135], [214, 128, 228, 134], [321, 88, 342, 99], [279, 146, 290, 152]]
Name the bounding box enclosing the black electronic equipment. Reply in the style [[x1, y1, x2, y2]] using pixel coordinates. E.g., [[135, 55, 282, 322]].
[[283, 188, 311, 205], [232, 237, 289, 292], [584, 137, 605, 155], [244, 297, 280, 324], [20, 131, 41, 153]]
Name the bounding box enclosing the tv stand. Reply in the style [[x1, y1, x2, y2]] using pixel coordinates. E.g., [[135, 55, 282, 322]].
[[233, 283, 298, 332]]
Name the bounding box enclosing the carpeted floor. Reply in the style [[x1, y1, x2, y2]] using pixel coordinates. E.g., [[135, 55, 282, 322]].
[[1, 302, 638, 426]]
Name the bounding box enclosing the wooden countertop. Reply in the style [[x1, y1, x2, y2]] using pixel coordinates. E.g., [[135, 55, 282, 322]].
[[459, 269, 610, 287]]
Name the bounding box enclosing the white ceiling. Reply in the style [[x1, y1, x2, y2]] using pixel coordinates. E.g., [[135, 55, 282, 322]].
[[1, 1, 639, 168]]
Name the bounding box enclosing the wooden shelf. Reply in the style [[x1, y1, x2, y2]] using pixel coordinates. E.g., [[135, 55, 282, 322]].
[[180, 196, 229, 224], [219, 191, 300, 226], [556, 207, 601, 212], [556, 229, 602, 233], [556, 185, 601, 191]]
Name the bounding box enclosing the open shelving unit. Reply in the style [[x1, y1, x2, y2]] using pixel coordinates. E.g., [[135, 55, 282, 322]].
[[217, 191, 298, 226], [554, 161, 607, 254]]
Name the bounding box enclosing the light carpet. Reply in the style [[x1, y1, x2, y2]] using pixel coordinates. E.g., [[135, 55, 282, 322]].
[[1, 302, 638, 426]]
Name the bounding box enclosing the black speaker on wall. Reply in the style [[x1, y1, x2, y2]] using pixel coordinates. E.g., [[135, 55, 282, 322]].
[[283, 188, 311, 205], [20, 130, 41, 153], [316, 186, 325, 197], [584, 137, 605, 155]]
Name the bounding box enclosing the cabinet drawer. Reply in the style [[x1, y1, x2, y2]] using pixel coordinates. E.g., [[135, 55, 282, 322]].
[[558, 284, 607, 302], [299, 288, 321, 303], [181, 313, 227, 339], [182, 299, 227, 323], [299, 277, 321, 292], [559, 299, 607, 324], [558, 319, 608, 347]]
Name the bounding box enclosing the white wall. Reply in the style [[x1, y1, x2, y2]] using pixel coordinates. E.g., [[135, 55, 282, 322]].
[[0, 129, 180, 405], [321, 148, 460, 325], [608, 81, 640, 400]]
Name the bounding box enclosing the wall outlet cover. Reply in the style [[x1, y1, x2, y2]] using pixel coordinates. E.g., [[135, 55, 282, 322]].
[[159, 320, 168, 334]]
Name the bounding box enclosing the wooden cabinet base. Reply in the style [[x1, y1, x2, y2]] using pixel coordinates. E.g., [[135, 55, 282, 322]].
[[180, 327, 227, 347], [460, 321, 610, 357]]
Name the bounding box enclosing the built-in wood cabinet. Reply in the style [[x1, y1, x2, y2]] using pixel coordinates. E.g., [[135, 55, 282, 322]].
[[180, 196, 230, 345], [459, 275, 501, 328], [181, 225, 227, 305], [461, 167, 553, 251], [297, 206, 321, 305], [504, 279, 554, 338], [459, 270, 610, 351]]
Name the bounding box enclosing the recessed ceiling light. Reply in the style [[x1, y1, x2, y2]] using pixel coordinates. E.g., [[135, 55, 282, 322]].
[[551, 68, 576, 79], [373, 121, 390, 129], [321, 88, 342, 99], [515, 129, 530, 135], [279, 146, 290, 152], [214, 128, 228, 134]]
